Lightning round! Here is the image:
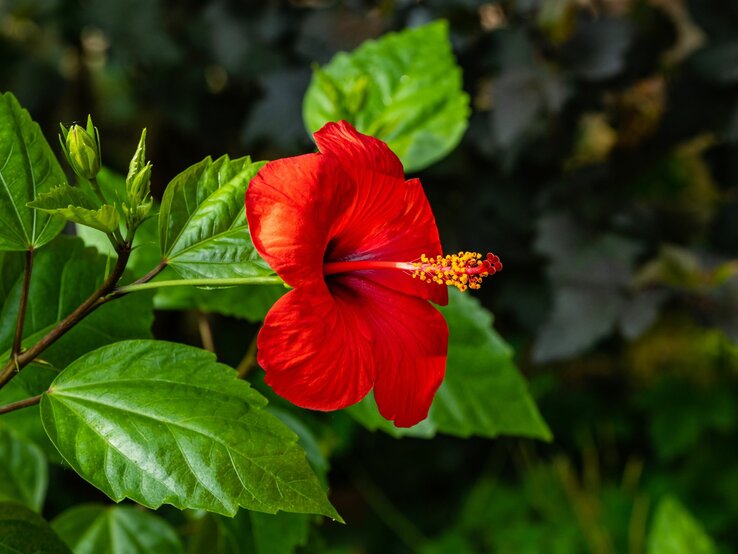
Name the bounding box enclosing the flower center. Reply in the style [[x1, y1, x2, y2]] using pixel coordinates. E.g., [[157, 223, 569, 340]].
[[322, 251, 502, 292]]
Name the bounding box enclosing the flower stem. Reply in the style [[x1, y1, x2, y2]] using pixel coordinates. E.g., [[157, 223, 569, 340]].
[[113, 276, 284, 295], [11, 249, 33, 358], [0, 394, 42, 415]]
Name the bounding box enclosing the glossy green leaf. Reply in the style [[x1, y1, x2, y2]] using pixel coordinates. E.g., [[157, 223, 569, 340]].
[[0, 428, 47, 512], [159, 155, 273, 280], [0, 235, 154, 371], [303, 20, 469, 172], [647, 496, 718, 554], [28, 183, 119, 233], [52, 504, 182, 554], [0, 501, 70, 553], [40, 340, 341, 520], [0, 92, 66, 251], [349, 290, 551, 440], [188, 510, 310, 554]]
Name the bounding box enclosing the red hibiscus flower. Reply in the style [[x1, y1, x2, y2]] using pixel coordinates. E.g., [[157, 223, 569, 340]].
[[245, 121, 501, 427]]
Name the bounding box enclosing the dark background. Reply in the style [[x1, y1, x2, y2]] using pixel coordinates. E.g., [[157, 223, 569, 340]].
[[2, 0, 738, 552]]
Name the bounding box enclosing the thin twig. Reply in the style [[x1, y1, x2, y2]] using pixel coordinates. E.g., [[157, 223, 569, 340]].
[[10, 249, 33, 358], [197, 313, 215, 353], [0, 246, 131, 389], [236, 334, 259, 378], [102, 259, 168, 304], [0, 393, 42, 415], [135, 259, 168, 286]]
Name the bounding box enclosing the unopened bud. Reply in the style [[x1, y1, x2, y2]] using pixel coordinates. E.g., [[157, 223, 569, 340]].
[[60, 115, 101, 180], [124, 128, 153, 226], [128, 162, 152, 204]]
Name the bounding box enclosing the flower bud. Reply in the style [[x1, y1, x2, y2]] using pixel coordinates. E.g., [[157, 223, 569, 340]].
[[123, 129, 153, 226], [60, 115, 101, 180], [128, 161, 152, 205]]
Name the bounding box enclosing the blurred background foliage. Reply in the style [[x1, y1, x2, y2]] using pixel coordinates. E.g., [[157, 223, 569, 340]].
[[1, 0, 738, 552]]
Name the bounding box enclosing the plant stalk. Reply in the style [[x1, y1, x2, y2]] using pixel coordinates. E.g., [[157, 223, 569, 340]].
[[10, 249, 33, 359], [0, 245, 131, 389], [0, 394, 42, 415]]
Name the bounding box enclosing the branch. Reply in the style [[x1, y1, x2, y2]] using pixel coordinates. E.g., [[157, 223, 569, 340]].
[[10, 249, 33, 358], [135, 259, 168, 286], [0, 393, 42, 415], [0, 246, 131, 389]]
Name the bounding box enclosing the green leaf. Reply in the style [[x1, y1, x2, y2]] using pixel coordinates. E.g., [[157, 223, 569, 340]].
[[647, 496, 718, 554], [28, 183, 120, 233], [159, 155, 273, 280], [303, 20, 470, 172], [40, 340, 341, 521], [52, 504, 183, 554], [0, 235, 154, 370], [0, 428, 47, 512], [188, 510, 310, 554], [348, 290, 551, 440], [0, 92, 66, 251], [0, 501, 71, 553]]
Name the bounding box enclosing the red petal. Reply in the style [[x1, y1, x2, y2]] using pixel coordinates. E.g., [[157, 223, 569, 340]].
[[335, 277, 448, 427], [314, 120, 404, 177], [257, 283, 376, 411], [316, 123, 447, 306], [246, 153, 350, 288]]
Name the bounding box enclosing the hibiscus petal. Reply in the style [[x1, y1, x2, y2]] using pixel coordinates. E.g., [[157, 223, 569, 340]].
[[246, 153, 350, 288], [257, 283, 376, 411], [315, 123, 448, 306], [333, 276, 448, 428], [314, 120, 404, 178]]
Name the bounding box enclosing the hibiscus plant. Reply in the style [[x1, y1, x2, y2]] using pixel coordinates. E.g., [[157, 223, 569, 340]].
[[0, 21, 549, 552]]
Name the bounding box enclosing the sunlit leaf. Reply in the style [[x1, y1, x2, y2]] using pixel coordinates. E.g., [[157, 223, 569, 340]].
[[40, 340, 341, 520], [28, 183, 119, 233], [0, 92, 66, 251], [52, 504, 183, 554], [303, 20, 469, 172], [159, 155, 272, 280]]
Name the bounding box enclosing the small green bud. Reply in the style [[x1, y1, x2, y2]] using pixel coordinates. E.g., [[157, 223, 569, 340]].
[[127, 128, 147, 184], [128, 161, 152, 204], [124, 128, 153, 226], [60, 115, 101, 180]]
